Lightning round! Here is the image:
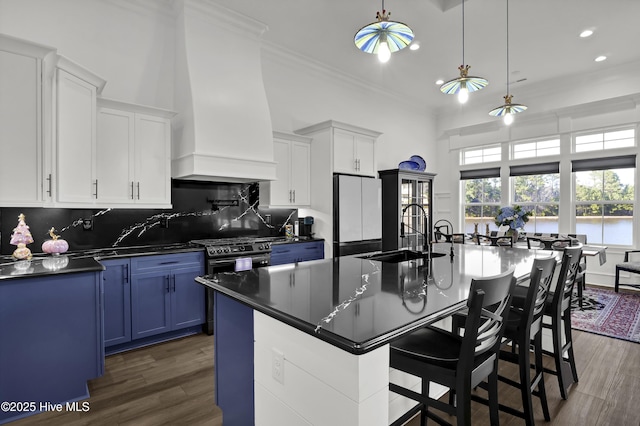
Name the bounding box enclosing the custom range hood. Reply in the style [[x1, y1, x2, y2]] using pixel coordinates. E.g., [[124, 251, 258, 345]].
[[172, 0, 276, 183]]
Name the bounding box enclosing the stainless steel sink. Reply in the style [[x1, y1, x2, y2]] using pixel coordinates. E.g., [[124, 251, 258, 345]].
[[359, 250, 445, 263]]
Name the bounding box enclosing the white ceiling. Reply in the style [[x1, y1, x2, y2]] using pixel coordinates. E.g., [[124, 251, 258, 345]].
[[212, 0, 640, 115]]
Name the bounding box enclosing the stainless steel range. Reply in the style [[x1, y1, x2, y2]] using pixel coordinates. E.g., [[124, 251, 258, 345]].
[[190, 236, 282, 334]]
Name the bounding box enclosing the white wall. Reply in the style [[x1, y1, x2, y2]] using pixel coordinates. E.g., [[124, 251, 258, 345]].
[[261, 46, 436, 172]]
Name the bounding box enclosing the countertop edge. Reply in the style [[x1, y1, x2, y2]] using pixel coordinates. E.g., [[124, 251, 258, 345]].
[[195, 275, 466, 355]]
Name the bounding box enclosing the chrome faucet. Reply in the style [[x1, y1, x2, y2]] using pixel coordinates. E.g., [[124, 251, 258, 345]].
[[400, 203, 431, 260]]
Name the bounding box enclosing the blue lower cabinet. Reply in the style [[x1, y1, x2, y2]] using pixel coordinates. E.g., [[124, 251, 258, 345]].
[[0, 271, 103, 424], [271, 240, 324, 266], [102, 258, 132, 346], [104, 251, 205, 348], [214, 292, 254, 426], [131, 269, 173, 339], [172, 265, 207, 329]]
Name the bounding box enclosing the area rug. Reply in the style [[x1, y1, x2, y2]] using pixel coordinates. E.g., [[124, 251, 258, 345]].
[[571, 287, 640, 343]]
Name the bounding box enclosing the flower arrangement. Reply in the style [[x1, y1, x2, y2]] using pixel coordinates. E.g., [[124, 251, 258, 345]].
[[495, 205, 532, 231]]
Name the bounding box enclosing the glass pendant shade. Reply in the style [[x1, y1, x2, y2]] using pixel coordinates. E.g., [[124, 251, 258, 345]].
[[489, 95, 527, 117], [354, 5, 414, 62], [440, 65, 489, 100], [440, 0, 488, 102]]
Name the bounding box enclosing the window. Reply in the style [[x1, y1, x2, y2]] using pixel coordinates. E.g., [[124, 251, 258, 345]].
[[461, 145, 501, 165], [461, 168, 501, 234], [573, 155, 636, 245], [511, 163, 560, 233], [575, 128, 635, 153], [512, 138, 560, 159]]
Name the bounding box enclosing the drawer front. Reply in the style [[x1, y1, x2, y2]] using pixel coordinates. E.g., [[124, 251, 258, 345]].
[[271, 241, 324, 265], [131, 251, 204, 273]]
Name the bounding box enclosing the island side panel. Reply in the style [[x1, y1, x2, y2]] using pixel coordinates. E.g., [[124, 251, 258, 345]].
[[0, 271, 103, 424], [213, 292, 254, 426], [253, 311, 389, 426]]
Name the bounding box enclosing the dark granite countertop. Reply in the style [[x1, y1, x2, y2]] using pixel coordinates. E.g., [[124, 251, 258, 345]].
[[0, 256, 105, 281], [0, 243, 204, 280], [196, 244, 559, 354], [270, 237, 324, 245]]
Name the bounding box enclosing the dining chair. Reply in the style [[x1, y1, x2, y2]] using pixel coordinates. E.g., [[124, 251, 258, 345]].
[[496, 257, 557, 425], [476, 234, 513, 247], [514, 246, 582, 400], [389, 268, 516, 426], [615, 250, 640, 292]]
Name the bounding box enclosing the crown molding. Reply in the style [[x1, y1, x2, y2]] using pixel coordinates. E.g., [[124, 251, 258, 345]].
[[261, 40, 430, 113]]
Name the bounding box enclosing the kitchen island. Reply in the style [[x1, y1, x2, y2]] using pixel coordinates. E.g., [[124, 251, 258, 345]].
[[196, 244, 558, 426]]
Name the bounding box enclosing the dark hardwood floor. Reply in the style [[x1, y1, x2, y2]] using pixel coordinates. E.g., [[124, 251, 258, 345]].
[[11, 326, 639, 425]]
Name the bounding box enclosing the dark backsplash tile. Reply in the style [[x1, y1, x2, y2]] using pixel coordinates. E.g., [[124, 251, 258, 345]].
[[0, 180, 296, 255]]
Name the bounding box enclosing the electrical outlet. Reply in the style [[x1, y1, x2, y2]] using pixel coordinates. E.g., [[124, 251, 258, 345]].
[[272, 348, 284, 384], [160, 217, 169, 228], [265, 214, 271, 225], [82, 218, 93, 231]]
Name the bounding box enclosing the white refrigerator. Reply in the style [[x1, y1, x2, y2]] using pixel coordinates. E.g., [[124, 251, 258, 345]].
[[333, 174, 382, 256]]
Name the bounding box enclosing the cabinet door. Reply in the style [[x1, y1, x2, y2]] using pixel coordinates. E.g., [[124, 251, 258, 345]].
[[134, 113, 170, 204], [290, 141, 310, 205], [171, 265, 206, 329], [102, 259, 132, 347], [270, 139, 292, 205], [0, 50, 42, 206], [56, 69, 97, 204], [131, 270, 171, 339], [96, 108, 134, 203], [354, 135, 375, 177], [333, 129, 356, 174], [361, 178, 382, 240], [337, 174, 363, 242]]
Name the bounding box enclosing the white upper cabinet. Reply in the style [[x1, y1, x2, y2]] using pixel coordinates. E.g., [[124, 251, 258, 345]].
[[333, 129, 376, 177], [260, 131, 311, 207], [55, 64, 102, 204], [97, 99, 173, 207], [0, 35, 55, 207], [295, 120, 381, 179]]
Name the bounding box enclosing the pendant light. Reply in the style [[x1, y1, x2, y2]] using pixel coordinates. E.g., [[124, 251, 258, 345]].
[[489, 0, 527, 125], [354, 0, 414, 64], [440, 0, 488, 103]]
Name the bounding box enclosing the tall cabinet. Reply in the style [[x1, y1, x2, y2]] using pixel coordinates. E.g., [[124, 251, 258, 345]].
[[0, 35, 55, 206], [295, 120, 382, 258], [379, 169, 436, 252], [55, 56, 106, 204]]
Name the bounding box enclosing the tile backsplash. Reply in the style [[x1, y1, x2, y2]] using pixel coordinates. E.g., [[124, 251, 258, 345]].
[[0, 180, 296, 255]]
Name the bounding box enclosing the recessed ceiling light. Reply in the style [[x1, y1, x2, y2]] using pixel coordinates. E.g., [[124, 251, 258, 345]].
[[435, 79, 444, 85], [410, 42, 420, 51], [580, 30, 593, 38], [595, 55, 607, 62]]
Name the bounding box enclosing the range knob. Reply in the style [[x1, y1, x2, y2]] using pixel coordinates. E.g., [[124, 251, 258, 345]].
[[258, 244, 264, 250], [216, 248, 223, 254], [224, 247, 230, 253], [239, 246, 245, 251]]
